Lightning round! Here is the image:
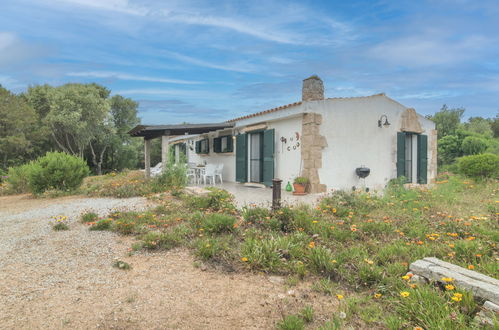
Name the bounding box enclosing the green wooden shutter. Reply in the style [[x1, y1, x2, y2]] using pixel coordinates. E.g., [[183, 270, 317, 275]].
[[235, 134, 247, 182], [226, 136, 233, 152], [397, 132, 406, 178], [417, 134, 428, 184], [206, 139, 210, 154], [262, 129, 275, 187], [213, 137, 222, 153], [195, 141, 201, 153]]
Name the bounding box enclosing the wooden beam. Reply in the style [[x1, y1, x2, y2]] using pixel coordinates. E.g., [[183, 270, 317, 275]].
[[144, 138, 151, 178]]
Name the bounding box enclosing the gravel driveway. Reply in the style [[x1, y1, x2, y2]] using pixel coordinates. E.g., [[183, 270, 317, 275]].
[[0, 195, 337, 329]]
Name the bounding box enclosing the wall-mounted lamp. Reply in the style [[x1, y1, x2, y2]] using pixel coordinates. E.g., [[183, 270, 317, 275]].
[[378, 114, 391, 128]]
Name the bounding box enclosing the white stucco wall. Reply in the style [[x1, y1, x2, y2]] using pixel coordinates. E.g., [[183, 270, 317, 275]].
[[265, 116, 303, 186], [309, 95, 435, 191], [166, 95, 435, 191]]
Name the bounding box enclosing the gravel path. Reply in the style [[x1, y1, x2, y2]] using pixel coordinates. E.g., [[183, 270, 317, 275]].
[[0, 195, 338, 329]]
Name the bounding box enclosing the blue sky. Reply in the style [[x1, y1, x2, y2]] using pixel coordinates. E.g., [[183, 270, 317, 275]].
[[1, 0, 498, 124]]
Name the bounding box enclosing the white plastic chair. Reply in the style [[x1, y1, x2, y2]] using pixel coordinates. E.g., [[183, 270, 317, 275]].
[[150, 162, 163, 177], [201, 164, 217, 185], [187, 168, 197, 184], [215, 164, 224, 184]]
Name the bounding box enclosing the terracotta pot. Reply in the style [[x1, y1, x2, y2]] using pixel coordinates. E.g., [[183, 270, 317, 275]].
[[293, 183, 307, 195]]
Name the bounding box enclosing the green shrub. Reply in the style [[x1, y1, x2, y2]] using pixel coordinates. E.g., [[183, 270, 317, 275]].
[[461, 136, 488, 155], [202, 214, 237, 234], [81, 212, 98, 223], [185, 188, 236, 212], [141, 229, 185, 250], [293, 177, 309, 185], [156, 159, 188, 192], [89, 219, 112, 231], [276, 315, 305, 330], [6, 163, 35, 193], [457, 153, 499, 179], [300, 306, 314, 323], [53, 222, 69, 231], [28, 152, 90, 194]]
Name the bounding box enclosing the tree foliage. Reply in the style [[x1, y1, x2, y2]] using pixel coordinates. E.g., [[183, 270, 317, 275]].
[[1, 83, 141, 175]]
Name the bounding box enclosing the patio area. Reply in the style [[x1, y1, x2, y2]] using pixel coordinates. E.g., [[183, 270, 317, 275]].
[[186, 182, 325, 208]]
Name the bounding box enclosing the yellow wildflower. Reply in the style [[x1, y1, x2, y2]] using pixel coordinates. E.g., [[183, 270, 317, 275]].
[[400, 291, 410, 298]]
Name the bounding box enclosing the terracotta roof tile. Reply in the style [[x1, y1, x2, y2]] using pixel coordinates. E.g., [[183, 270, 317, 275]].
[[227, 101, 302, 122], [227, 93, 387, 123]]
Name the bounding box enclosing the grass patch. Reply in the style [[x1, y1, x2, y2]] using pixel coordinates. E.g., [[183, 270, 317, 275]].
[[86, 174, 498, 329]]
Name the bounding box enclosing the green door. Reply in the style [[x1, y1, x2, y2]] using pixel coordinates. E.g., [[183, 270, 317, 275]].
[[262, 129, 275, 187], [417, 134, 428, 184], [235, 134, 248, 182]]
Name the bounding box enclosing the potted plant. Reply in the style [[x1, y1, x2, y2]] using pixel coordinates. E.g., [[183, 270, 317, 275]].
[[293, 177, 309, 195]]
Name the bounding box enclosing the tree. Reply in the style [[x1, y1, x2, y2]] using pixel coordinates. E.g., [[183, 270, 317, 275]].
[[44, 83, 110, 158], [437, 135, 461, 165], [0, 86, 37, 169], [110, 95, 140, 138], [464, 117, 493, 138], [427, 105, 465, 138]]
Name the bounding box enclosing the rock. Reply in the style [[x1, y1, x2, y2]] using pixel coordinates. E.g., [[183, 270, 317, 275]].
[[409, 257, 499, 304], [200, 265, 207, 271], [410, 274, 427, 285], [287, 290, 296, 296], [483, 301, 499, 313]]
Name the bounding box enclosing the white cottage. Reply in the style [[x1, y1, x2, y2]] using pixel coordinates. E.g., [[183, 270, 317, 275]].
[[130, 76, 437, 192]]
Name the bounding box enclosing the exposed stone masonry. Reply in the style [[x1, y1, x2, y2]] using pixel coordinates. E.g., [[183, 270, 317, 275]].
[[302, 75, 324, 101], [301, 113, 327, 193]]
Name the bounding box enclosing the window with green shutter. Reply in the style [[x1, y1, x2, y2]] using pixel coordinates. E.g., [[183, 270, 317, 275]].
[[213, 135, 233, 153], [196, 138, 209, 154]]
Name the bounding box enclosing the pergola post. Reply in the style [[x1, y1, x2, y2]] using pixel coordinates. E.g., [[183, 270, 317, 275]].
[[161, 135, 169, 172], [144, 138, 151, 178]]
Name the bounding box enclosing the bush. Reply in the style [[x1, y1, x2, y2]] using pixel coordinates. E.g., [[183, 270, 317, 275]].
[[202, 214, 237, 234], [89, 219, 112, 231], [156, 160, 188, 193], [6, 163, 35, 193], [457, 153, 499, 179], [29, 152, 90, 194], [461, 136, 488, 155], [81, 212, 98, 223]]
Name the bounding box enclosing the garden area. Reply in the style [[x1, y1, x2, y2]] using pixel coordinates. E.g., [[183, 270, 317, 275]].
[[71, 171, 497, 329]]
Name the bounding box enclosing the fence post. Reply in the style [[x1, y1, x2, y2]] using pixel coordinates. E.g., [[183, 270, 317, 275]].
[[272, 178, 282, 210]]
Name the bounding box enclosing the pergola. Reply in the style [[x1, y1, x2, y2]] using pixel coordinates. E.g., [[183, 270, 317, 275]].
[[128, 123, 235, 177]]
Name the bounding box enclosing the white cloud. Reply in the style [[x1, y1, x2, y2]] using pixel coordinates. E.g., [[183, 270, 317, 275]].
[[66, 71, 202, 84], [161, 51, 259, 73], [115, 88, 225, 99], [368, 34, 490, 67], [36, 0, 352, 45], [0, 32, 48, 68]]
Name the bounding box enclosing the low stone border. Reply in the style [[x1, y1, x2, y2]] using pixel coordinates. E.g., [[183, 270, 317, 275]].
[[409, 257, 499, 326]]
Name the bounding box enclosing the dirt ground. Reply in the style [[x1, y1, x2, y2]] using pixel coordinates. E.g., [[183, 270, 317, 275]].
[[0, 195, 338, 329]]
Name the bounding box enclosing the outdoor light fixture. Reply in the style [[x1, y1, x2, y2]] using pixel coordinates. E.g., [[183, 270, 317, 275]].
[[378, 114, 391, 128]]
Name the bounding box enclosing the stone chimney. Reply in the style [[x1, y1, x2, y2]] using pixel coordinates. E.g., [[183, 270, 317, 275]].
[[302, 75, 324, 101]]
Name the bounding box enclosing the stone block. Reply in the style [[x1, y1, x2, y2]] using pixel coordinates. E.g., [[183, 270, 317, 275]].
[[409, 258, 499, 304], [314, 158, 322, 169], [301, 124, 312, 136], [303, 113, 316, 125], [301, 135, 313, 148], [314, 113, 322, 125], [303, 159, 314, 169], [301, 150, 310, 160]]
